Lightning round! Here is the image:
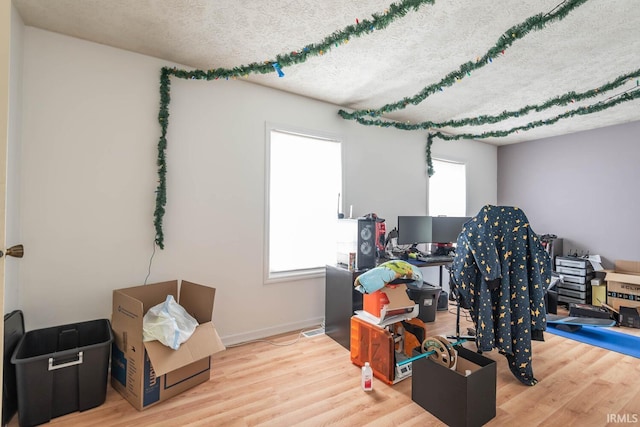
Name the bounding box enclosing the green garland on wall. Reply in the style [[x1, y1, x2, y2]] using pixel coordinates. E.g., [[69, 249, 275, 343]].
[[152, 0, 436, 248], [349, 69, 640, 131], [425, 133, 435, 176], [338, 0, 589, 121], [154, 68, 172, 249]]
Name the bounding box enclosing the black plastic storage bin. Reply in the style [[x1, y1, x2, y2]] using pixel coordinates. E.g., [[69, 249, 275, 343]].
[[11, 319, 113, 427], [3, 310, 25, 425], [406, 282, 442, 322]]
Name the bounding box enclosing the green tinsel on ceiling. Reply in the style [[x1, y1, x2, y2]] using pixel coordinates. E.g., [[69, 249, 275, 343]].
[[338, 0, 590, 121], [152, 0, 637, 248], [349, 69, 640, 131], [431, 87, 640, 141]]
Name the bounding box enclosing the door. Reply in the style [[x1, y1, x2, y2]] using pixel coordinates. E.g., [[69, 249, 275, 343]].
[[0, 0, 12, 409]]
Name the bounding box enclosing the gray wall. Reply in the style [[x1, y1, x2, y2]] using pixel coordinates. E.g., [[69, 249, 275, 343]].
[[498, 121, 640, 268]]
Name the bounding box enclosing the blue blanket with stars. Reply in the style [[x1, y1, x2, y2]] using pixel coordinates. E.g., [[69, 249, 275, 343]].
[[450, 205, 551, 386]]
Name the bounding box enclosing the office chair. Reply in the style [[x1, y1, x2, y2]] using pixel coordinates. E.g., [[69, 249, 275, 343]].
[[446, 265, 476, 342]]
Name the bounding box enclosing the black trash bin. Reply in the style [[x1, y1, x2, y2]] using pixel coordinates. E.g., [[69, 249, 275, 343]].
[[3, 310, 24, 425], [406, 282, 442, 323], [11, 319, 113, 427]]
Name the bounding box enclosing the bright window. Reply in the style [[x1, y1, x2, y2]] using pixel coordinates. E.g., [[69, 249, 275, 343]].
[[266, 125, 342, 281], [428, 159, 466, 216]]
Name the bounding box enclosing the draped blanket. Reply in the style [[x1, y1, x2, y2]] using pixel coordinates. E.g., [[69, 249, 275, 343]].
[[354, 260, 423, 294], [451, 205, 551, 385]]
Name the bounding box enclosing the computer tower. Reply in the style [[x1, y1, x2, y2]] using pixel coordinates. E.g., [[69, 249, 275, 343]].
[[336, 218, 376, 270], [356, 218, 376, 269]]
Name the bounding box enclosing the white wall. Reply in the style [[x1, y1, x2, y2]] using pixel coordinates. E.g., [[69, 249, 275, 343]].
[[4, 3, 24, 312], [16, 27, 497, 342]]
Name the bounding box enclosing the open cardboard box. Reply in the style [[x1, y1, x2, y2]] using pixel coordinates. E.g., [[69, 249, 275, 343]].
[[110, 280, 225, 410], [604, 260, 640, 310]]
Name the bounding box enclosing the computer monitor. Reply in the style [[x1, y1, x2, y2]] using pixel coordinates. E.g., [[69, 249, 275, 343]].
[[397, 216, 433, 245], [431, 216, 471, 244]]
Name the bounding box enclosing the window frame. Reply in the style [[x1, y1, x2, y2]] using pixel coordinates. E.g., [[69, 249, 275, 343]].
[[264, 122, 344, 284]]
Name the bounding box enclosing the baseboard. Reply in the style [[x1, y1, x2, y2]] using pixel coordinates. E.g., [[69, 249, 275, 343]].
[[220, 316, 324, 346]]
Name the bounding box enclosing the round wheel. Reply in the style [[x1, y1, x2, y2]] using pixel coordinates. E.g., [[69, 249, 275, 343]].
[[433, 335, 456, 368], [422, 337, 451, 367]]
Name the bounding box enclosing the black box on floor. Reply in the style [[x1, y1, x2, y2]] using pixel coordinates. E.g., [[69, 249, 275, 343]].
[[411, 345, 496, 427], [569, 303, 611, 319], [545, 289, 558, 314], [619, 306, 640, 329], [406, 283, 441, 322], [11, 319, 113, 427]]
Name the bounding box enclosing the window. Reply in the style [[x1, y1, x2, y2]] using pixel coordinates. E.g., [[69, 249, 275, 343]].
[[428, 159, 466, 216], [266, 125, 342, 282]]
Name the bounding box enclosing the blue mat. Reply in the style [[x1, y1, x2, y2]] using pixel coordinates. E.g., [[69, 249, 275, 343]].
[[546, 324, 640, 358]]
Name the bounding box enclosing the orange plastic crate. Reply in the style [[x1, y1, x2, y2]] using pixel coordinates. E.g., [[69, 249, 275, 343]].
[[350, 316, 395, 384]]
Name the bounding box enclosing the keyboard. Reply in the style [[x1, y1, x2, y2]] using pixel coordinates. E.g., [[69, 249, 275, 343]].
[[417, 255, 454, 263]]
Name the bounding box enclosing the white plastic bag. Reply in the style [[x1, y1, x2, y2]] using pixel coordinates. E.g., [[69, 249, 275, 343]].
[[142, 295, 199, 350]]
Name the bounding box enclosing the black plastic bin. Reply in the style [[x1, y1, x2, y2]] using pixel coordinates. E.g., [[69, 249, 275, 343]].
[[11, 319, 113, 427], [3, 310, 25, 425]]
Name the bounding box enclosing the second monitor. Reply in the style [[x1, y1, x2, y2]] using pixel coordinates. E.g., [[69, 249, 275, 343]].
[[432, 216, 471, 244], [397, 215, 470, 246]]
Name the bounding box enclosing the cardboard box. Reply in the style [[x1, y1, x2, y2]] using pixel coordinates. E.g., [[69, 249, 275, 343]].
[[111, 280, 225, 410], [592, 284, 607, 307], [411, 346, 496, 427], [604, 260, 640, 310], [361, 284, 418, 325]]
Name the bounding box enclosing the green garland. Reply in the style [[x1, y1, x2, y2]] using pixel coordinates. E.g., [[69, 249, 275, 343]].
[[152, 0, 436, 248], [151, 0, 627, 247], [349, 69, 640, 131], [431, 88, 640, 141], [162, 0, 434, 82], [422, 88, 639, 171], [338, 0, 590, 121], [154, 68, 171, 249], [425, 133, 435, 176]]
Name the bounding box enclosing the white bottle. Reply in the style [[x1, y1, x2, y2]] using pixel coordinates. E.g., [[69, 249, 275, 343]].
[[361, 362, 373, 391]]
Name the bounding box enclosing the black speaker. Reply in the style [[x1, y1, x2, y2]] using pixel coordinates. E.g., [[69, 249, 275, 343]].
[[437, 291, 449, 311], [356, 218, 376, 270]]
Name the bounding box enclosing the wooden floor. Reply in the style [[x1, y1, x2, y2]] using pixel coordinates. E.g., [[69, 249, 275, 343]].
[[10, 304, 640, 427]]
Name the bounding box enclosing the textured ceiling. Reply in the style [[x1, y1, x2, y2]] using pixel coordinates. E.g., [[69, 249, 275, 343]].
[[12, 0, 640, 145]]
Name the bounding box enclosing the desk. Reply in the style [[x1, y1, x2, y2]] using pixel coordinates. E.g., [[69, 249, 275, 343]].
[[403, 257, 453, 288], [325, 259, 453, 349], [325, 265, 364, 350]]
